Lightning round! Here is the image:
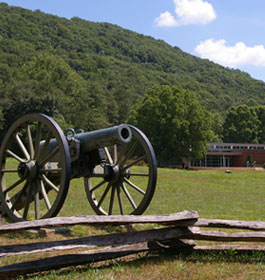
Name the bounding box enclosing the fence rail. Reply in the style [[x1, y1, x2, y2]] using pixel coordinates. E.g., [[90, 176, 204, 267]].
[[0, 211, 264, 279]]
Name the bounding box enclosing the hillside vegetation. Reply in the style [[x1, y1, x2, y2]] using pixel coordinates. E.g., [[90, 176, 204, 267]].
[[1, 2, 265, 135]]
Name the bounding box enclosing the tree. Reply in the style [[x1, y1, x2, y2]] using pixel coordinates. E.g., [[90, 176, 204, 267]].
[[2, 3, 265, 134], [208, 112, 223, 142], [4, 55, 109, 131], [129, 86, 213, 164], [0, 96, 68, 142], [253, 105, 265, 143], [223, 105, 259, 143]]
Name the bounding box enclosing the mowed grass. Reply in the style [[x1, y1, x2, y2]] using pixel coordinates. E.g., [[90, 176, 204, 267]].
[[60, 168, 265, 221], [1, 168, 265, 279], [147, 168, 265, 221]]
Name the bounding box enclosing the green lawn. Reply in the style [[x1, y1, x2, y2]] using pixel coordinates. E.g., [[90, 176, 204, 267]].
[[1, 168, 265, 279], [60, 168, 265, 221], [148, 168, 265, 221]]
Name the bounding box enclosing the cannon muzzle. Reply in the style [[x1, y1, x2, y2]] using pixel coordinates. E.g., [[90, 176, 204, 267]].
[[73, 124, 132, 152]]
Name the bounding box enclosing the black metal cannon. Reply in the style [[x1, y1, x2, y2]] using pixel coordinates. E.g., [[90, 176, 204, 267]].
[[0, 113, 157, 222]]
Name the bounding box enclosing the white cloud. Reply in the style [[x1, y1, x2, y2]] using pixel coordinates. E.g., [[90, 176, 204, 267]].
[[174, 0, 216, 25], [155, 0, 216, 27], [154, 11, 177, 27], [195, 39, 265, 67]]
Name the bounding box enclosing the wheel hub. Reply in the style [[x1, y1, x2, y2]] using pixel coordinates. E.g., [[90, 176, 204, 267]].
[[17, 160, 38, 181], [103, 164, 121, 182], [103, 164, 131, 183]]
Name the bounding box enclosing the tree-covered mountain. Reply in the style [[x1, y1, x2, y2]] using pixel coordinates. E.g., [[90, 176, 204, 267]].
[[0, 2, 265, 135]]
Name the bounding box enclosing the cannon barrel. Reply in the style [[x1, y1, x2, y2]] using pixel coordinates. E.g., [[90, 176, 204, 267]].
[[40, 124, 132, 159], [73, 124, 132, 152]]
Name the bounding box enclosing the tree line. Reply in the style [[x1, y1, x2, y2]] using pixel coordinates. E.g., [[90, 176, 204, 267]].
[[130, 86, 265, 163], [1, 3, 265, 162], [223, 104, 265, 144]]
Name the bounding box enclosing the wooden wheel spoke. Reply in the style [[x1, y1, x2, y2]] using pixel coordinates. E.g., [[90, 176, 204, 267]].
[[37, 131, 53, 161], [104, 147, 113, 164], [121, 182, 137, 209], [129, 173, 149, 177], [108, 185, 116, 215], [40, 180, 51, 210], [34, 122, 42, 160], [117, 144, 127, 164], [41, 174, 59, 193], [97, 183, 112, 208], [113, 145, 118, 164], [26, 124, 34, 159], [4, 177, 25, 193], [90, 179, 107, 192], [15, 133, 30, 161], [117, 184, 124, 215], [6, 149, 24, 163], [118, 142, 139, 166], [23, 183, 33, 219], [123, 177, 145, 195], [1, 169, 17, 173], [39, 146, 60, 167], [122, 155, 146, 171]]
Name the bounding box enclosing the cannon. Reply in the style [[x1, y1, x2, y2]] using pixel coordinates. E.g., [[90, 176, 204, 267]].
[[0, 113, 157, 222]]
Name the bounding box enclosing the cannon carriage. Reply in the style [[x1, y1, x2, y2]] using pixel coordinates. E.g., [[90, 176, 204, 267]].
[[0, 113, 157, 222]]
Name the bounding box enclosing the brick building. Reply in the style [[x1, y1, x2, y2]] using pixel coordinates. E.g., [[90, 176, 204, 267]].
[[191, 142, 265, 167]]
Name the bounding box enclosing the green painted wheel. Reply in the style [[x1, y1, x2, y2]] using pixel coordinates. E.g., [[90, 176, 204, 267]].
[[0, 113, 71, 222], [84, 125, 157, 215]]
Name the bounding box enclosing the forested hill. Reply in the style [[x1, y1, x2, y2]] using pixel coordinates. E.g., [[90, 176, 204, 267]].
[[1, 2, 265, 132]]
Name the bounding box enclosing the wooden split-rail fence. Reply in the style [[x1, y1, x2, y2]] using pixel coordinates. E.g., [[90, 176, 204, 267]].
[[0, 210, 265, 279]]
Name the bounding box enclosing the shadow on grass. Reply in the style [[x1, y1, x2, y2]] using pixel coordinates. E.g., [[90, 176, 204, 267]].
[[21, 247, 265, 279]]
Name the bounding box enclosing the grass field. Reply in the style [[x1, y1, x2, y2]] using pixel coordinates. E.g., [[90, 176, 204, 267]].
[[1, 168, 265, 279]]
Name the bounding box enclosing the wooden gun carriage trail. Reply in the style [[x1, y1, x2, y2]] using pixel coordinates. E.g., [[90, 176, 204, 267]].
[[0, 113, 157, 222]]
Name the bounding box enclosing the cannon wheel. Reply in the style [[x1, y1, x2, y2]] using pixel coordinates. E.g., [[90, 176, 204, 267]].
[[84, 125, 157, 215], [0, 113, 71, 222]]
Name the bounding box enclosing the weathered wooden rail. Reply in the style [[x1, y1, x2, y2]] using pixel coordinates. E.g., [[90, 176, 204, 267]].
[[0, 210, 199, 232], [0, 210, 265, 279]]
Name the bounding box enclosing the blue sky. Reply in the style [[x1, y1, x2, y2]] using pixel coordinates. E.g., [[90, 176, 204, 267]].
[[3, 0, 265, 81]]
